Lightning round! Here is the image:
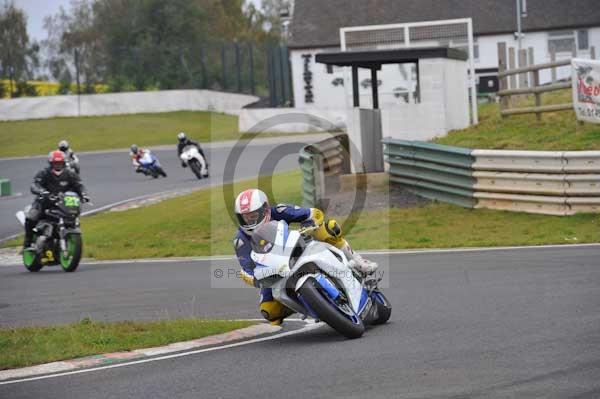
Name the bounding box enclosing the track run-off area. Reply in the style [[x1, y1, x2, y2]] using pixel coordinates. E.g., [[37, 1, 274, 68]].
[[1, 246, 599, 398]]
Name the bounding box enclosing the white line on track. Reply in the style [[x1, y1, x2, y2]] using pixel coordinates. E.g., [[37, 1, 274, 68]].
[[75, 243, 600, 265], [0, 320, 322, 386]]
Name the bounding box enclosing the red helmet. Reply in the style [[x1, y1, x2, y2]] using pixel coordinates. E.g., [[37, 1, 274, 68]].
[[48, 150, 66, 175], [234, 189, 271, 235]]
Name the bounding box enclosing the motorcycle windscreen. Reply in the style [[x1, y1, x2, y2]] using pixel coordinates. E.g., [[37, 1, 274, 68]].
[[250, 221, 280, 254]]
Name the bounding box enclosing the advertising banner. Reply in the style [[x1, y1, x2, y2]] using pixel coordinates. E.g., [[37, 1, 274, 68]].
[[573, 58, 600, 123]]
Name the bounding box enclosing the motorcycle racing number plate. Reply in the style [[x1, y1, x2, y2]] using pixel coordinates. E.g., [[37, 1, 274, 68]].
[[64, 196, 80, 207]]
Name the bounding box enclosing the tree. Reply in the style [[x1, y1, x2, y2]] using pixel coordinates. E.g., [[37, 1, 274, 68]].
[[0, 1, 38, 96], [43, 0, 105, 93]]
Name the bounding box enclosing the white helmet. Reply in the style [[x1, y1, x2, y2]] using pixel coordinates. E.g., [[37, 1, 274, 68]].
[[58, 140, 69, 152], [234, 189, 271, 235], [177, 132, 186, 141]]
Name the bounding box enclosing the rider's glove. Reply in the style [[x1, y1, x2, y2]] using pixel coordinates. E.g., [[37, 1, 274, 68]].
[[308, 208, 324, 227], [39, 190, 50, 198], [181, 161, 187, 168], [241, 270, 258, 287]]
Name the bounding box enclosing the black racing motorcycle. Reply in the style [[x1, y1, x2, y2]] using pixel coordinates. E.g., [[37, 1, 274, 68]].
[[18, 191, 86, 272]]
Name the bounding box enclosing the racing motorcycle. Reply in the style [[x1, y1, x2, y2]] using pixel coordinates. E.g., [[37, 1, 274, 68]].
[[180, 145, 208, 179], [16, 191, 87, 272], [136, 150, 167, 178], [65, 155, 80, 175], [250, 220, 391, 339]]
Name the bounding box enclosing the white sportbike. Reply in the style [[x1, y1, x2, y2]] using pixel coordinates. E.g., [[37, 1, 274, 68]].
[[180, 145, 208, 179], [250, 220, 391, 339]]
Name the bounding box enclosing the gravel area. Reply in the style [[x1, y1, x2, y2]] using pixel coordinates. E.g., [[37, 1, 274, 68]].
[[323, 185, 430, 217]]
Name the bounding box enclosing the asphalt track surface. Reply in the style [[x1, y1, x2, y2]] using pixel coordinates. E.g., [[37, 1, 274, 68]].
[[0, 137, 313, 240], [1, 246, 599, 398]]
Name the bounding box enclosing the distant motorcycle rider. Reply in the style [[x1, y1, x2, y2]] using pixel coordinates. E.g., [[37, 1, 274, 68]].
[[58, 140, 80, 174], [24, 151, 89, 250], [176, 132, 206, 168], [130, 144, 149, 174], [233, 189, 378, 325]]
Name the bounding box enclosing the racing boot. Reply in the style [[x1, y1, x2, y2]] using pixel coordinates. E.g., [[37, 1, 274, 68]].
[[22, 219, 37, 252], [341, 242, 378, 276]]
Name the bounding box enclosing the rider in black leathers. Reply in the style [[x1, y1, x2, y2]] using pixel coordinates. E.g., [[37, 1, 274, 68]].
[[176, 132, 206, 168], [24, 151, 89, 249]]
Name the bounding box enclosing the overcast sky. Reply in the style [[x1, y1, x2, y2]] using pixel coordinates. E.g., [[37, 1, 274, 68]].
[[15, 0, 263, 42]]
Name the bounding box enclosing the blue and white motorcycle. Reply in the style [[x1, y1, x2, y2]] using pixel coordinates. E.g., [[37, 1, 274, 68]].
[[251, 220, 391, 339], [136, 151, 167, 178]]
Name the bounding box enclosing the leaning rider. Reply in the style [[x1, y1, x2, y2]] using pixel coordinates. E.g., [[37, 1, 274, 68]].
[[233, 188, 378, 325], [176, 132, 206, 168], [24, 151, 89, 250], [130, 144, 149, 174]]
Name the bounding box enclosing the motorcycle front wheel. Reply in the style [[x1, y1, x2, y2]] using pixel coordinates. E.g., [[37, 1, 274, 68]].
[[371, 291, 392, 324], [188, 159, 203, 179], [23, 248, 43, 272], [299, 277, 365, 339], [60, 234, 82, 272]]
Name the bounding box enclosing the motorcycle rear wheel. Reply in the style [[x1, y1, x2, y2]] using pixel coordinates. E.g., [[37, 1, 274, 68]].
[[299, 277, 365, 339], [60, 234, 82, 272]]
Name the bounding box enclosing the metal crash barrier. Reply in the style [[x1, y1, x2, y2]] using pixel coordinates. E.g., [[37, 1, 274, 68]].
[[299, 134, 351, 208], [383, 139, 600, 216]]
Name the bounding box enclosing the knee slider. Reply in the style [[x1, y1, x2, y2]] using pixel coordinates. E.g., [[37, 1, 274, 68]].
[[259, 301, 286, 322], [324, 219, 342, 238]]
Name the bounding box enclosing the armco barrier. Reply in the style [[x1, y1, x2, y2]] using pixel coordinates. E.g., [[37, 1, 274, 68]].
[[299, 134, 350, 208], [383, 139, 600, 215], [382, 139, 476, 208]]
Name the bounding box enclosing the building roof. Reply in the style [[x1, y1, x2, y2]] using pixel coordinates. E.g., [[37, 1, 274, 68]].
[[289, 0, 600, 49], [315, 47, 468, 68]]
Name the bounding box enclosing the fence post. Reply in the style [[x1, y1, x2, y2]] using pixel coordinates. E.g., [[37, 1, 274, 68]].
[[497, 42, 508, 117], [249, 43, 255, 95], [533, 70, 541, 121], [550, 48, 556, 83], [267, 47, 277, 107], [74, 48, 81, 117], [518, 49, 528, 89], [200, 46, 208, 89], [235, 42, 242, 93], [508, 47, 516, 89], [591, 46, 596, 60], [527, 47, 535, 89], [279, 46, 289, 105], [221, 44, 227, 90]]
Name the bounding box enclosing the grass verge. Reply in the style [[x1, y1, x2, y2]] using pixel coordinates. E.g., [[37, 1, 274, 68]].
[[4, 169, 593, 259], [435, 89, 600, 150], [345, 205, 599, 249], [0, 318, 255, 370], [0, 111, 239, 158]]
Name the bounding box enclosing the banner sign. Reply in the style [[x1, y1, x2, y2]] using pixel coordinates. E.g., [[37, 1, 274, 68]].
[[573, 58, 600, 123]]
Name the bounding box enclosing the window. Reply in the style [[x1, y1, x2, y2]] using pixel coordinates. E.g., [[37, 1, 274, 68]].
[[578, 30, 589, 50], [548, 30, 575, 53]]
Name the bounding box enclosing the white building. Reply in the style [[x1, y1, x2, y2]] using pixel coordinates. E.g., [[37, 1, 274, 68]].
[[288, 0, 600, 110]]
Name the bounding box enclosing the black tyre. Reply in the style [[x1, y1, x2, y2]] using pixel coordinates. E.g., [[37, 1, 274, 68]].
[[23, 249, 43, 272], [298, 277, 365, 339], [189, 159, 203, 179], [59, 234, 82, 272], [157, 167, 167, 178], [371, 291, 392, 325]]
